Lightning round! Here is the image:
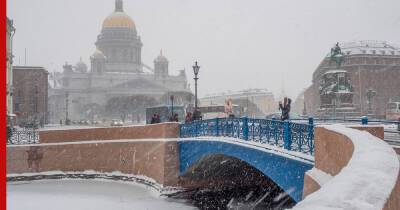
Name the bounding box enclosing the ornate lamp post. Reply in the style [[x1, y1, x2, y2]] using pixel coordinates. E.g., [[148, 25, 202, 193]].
[[65, 92, 69, 125], [192, 61, 200, 120], [170, 95, 174, 119]]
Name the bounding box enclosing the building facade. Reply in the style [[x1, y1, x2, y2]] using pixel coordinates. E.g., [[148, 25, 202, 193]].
[[48, 0, 191, 123], [13, 66, 49, 126], [6, 17, 16, 117], [304, 41, 400, 118], [200, 89, 276, 117]]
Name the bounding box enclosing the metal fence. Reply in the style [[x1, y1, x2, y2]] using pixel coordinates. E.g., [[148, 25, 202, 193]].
[[290, 117, 400, 143], [180, 117, 315, 155], [7, 129, 39, 145]]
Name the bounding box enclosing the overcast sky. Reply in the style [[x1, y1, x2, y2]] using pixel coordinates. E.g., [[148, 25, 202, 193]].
[[7, 0, 400, 98]]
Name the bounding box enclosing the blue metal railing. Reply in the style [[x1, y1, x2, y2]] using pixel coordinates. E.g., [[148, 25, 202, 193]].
[[180, 117, 315, 155]]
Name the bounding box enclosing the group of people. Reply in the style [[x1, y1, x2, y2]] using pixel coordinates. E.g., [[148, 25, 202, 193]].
[[278, 97, 292, 121], [150, 112, 180, 124], [169, 113, 179, 122], [184, 109, 202, 123], [150, 113, 161, 124]]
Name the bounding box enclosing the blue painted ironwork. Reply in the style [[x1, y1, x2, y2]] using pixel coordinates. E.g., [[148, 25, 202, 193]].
[[180, 117, 315, 155]]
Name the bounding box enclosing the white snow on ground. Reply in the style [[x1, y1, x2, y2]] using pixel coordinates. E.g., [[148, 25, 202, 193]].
[[305, 168, 332, 187], [179, 137, 314, 164], [7, 170, 176, 193], [292, 124, 399, 210], [7, 179, 196, 210]]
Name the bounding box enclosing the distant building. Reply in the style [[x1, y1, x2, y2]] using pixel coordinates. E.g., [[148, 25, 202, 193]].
[[13, 66, 49, 125], [6, 17, 16, 118], [200, 89, 275, 117], [48, 0, 191, 123], [304, 40, 400, 118]]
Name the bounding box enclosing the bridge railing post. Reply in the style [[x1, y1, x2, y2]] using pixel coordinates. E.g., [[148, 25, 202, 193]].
[[308, 117, 314, 155], [272, 117, 278, 145], [361, 116, 368, 125], [398, 118, 400, 132], [215, 118, 220, 136], [195, 120, 199, 137], [242, 117, 249, 141], [283, 120, 292, 151]]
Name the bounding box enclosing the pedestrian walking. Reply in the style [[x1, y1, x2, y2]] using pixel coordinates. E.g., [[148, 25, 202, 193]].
[[155, 113, 161, 123], [279, 97, 292, 121], [150, 114, 157, 124], [170, 113, 179, 122], [185, 112, 193, 123]]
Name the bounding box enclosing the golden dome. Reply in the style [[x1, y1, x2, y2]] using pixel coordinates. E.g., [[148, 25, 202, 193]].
[[102, 12, 135, 30]]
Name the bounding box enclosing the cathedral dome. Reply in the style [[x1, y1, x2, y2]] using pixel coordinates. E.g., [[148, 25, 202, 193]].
[[154, 50, 168, 63], [75, 58, 88, 73], [102, 0, 136, 30], [102, 12, 135, 30]]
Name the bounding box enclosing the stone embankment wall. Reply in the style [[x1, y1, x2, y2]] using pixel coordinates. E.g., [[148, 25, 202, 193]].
[[300, 126, 400, 210], [7, 123, 180, 186], [39, 123, 180, 143]]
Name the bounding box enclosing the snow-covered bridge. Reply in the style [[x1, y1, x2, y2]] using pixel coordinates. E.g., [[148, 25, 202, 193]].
[[178, 117, 315, 202]]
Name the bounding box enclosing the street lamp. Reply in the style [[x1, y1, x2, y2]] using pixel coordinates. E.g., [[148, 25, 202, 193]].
[[192, 61, 200, 120], [170, 95, 174, 119], [65, 92, 69, 125]]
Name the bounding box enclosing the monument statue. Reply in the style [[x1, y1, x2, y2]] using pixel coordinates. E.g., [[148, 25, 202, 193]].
[[330, 42, 345, 68]]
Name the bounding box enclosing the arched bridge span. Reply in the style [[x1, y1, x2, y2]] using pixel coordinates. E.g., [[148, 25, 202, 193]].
[[178, 138, 314, 202]]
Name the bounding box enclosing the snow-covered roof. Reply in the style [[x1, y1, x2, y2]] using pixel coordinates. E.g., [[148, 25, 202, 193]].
[[326, 40, 400, 57], [203, 88, 274, 99], [323, 70, 348, 75]]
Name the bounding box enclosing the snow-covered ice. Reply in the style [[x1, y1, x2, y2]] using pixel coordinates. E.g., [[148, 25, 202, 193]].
[[7, 179, 196, 210]]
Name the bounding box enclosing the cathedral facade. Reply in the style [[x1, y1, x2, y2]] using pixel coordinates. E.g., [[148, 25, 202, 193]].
[[48, 0, 191, 123]]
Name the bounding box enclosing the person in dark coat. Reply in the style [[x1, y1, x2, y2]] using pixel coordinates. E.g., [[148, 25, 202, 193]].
[[279, 97, 291, 121], [155, 113, 161, 123], [185, 112, 193, 123], [7, 125, 13, 143], [150, 114, 157, 124], [170, 113, 179, 122]]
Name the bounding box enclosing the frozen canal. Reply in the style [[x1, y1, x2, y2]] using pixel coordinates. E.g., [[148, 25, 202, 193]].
[[7, 180, 197, 210]]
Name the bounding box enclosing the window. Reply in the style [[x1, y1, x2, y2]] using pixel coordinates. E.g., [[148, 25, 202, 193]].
[[30, 86, 38, 113], [391, 51, 395, 55], [14, 103, 20, 112], [372, 50, 376, 54], [381, 50, 385, 55]]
